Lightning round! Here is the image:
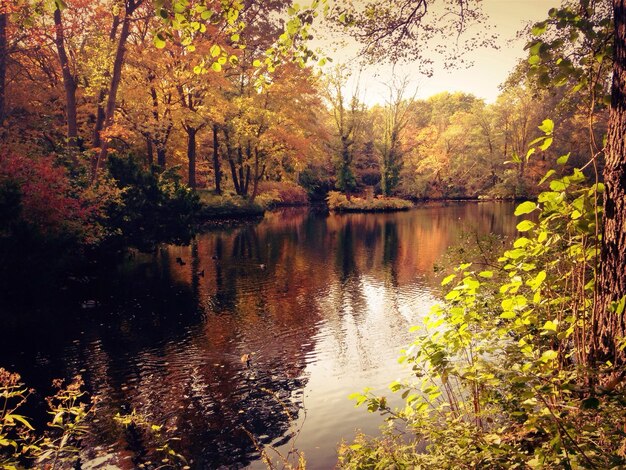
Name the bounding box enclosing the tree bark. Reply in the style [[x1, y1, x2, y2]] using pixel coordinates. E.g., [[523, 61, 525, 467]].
[[0, 12, 7, 125], [186, 127, 197, 189], [593, 0, 626, 365], [224, 128, 241, 195], [92, 15, 120, 149], [157, 146, 166, 169], [213, 124, 222, 194], [53, 6, 78, 149], [93, 1, 143, 180], [251, 149, 260, 202], [146, 137, 154, 167]]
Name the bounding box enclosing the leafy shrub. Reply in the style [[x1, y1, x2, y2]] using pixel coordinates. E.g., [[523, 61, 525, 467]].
[[0, 153, 110, 244], [298, 166, 335, 202], [0, 369, 97, 469], [339, 150, 626, 468], [106, 154, 201, 250], [0, 368, 188, 469], [257, 181, 309, 207], [197, 191, 265, 218], [326, 191, 412, 212]]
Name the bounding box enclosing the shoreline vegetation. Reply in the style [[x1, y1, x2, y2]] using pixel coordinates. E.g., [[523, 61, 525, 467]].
[[326, 190, 413, 212], [3, 0, 626, 467]]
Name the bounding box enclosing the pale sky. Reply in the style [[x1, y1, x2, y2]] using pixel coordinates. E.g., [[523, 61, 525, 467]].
[[316, 0, 561, 105]]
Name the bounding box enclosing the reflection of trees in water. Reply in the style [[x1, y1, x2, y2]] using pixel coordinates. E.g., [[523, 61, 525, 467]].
[[0, 203, 520, 469]]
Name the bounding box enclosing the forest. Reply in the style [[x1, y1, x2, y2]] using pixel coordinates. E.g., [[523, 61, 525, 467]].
[[1, 0, 626, 468]]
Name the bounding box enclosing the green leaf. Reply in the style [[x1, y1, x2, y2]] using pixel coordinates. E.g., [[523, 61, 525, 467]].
[[478, 271, 494, 278], [538, 119, 554, 135], [556, 153, 570, 165], [550, 179, 567, 191], [542, 320, 558, 332], [441, 274, 456, 286], [539, 169, 556, 185], [540, 350, 558, 362], [210, 44, 221, 57], [517, 220, 535, 232], [445, 290, 461, 301], [514, 201, 537, 216], [253, 59, 262, 67], [531, 22, 547, 36], [528, 55, 541, 65], [539, 137, 553, 151], [153, 34, 166, 49], [7, 414, 34, 430], [211, 62, 222, 72]]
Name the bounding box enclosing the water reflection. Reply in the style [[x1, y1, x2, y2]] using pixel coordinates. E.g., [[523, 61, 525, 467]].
[[0, 202, 517, 469]]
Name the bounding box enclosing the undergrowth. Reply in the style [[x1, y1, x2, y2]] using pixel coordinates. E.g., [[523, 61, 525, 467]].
[[338, 126, 626, 468], [327, 191, 413, 212]]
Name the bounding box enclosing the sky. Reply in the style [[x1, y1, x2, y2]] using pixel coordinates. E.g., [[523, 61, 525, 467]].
[[316, 0, 561, 106]]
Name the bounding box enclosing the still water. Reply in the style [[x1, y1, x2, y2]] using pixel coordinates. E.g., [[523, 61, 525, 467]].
[[1, 202, 517, 469]]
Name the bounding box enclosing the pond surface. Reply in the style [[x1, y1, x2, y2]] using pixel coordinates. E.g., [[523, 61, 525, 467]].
[[0, 202, 518, 469]]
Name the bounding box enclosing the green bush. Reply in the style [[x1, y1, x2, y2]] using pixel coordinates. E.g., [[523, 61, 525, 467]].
[[197, 191, 265, 218], [339, 152, 626, 468], [326, 191, 413, 212], [106, 154, 201, 250]]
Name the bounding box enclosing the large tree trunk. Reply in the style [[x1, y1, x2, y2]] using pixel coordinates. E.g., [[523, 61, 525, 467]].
[[0, 12, 7, 126], [53, 6, 78, 150], [186, 127, 197, 189], [213, 124, 222, 194], [593, 0, 626, 365]]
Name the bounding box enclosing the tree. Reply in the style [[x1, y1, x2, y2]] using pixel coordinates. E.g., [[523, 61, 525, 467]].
[[324, 66, 365, 199], [594, 0, 626, 364], [375, 76, 414, 196], [52, 1, 79, 150], [0, 7, 6, 126]]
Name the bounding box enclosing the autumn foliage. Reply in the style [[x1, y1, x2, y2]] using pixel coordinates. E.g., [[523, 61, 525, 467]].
[[0, 153, 107, 244]]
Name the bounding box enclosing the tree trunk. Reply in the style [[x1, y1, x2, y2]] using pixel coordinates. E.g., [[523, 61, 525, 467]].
[[146, 137, 154, 167], [213, 124, 222, 194], [238, 147, 246, 195], [224, 128, 241, 195], [92, 15, 120, 149], [251, 149, 260, 202], [157, 146, 166, 169], [93, 13, 131, 179], [593, 0, 626, 365], [0, 12, 6, 126], [53, 6, 78, 149], [186, 127, 197, 189]]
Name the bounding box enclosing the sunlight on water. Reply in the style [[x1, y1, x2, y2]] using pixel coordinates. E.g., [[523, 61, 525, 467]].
[[0, 202, 517, 469]]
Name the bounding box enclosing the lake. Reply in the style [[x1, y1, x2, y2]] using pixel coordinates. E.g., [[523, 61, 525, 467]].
[[0, 201, 518, 469]]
